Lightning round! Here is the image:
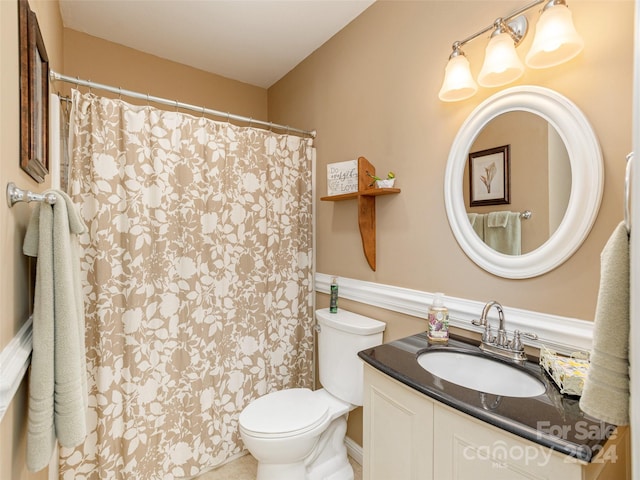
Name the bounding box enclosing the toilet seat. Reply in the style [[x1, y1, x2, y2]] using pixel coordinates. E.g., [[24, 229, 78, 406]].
[[239, 388, 329, 439]]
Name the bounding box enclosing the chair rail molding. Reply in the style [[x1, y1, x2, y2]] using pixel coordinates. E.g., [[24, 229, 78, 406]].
[[315, 272, 593, 355], [0, 316, 33, 421]]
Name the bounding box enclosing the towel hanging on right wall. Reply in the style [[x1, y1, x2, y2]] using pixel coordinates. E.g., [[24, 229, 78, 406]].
[[579, 221, 630, 425]]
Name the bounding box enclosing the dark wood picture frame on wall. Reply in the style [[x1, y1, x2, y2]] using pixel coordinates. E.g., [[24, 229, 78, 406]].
[[469, 144, 511, 207], [19, 0, 49, 183]]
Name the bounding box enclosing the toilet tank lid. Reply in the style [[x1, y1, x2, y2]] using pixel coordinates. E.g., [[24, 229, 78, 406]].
[[316, 308, 386, 335]]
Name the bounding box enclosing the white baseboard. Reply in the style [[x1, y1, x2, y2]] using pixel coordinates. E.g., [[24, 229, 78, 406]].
[[315, 272, 593, 355], [344, 436, 363, 465]]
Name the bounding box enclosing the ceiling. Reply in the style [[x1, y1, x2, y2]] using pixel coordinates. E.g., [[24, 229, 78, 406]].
[[59, 0, 376, 89]]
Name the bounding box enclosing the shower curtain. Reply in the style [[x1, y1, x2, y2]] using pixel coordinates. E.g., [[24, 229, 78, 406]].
[[60, 90, 315, 479]]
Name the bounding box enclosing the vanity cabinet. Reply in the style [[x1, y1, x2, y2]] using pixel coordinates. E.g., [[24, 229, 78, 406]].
[[433, 403, 585, 479], [363, 364, 629, 480], [363, 362, 434, 479]]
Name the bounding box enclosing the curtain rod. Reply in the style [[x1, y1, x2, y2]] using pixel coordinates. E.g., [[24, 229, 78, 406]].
[[49, 70, 316, 139]]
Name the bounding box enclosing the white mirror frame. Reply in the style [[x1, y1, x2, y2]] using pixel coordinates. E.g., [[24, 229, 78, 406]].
[[444, 86, 603, 279]]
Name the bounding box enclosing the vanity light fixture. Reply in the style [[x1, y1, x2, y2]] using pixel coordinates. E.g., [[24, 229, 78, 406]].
[[438, 0, 583, 102], [525, 0, 584, 68], [438, 42, 478, 102], [478, 17, 527, 88]]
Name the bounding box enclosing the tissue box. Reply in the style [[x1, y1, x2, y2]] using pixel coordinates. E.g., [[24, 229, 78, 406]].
[[539, 345, 590, 396], [327, 160, 358, 196]]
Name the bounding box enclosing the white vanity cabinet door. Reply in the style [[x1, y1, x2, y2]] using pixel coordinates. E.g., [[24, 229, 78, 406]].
[[363, 364, 434, 480], [433, 402, 584, 480]]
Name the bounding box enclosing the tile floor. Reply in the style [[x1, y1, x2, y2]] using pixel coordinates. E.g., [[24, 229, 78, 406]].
[[196, 453, 362, 480]]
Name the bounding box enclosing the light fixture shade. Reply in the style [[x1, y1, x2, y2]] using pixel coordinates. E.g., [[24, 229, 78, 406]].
[[478, 32, 525, 87], [438, 54, 478, 102], [525, 3, 584, 69]]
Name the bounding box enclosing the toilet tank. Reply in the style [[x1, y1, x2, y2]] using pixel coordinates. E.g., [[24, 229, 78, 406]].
[[316, 308, 386, 406]]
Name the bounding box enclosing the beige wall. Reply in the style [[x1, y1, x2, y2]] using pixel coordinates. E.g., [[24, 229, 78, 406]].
[[1, 1, 268, 477], [1, 0, 61, 477], [62, 29, 268, 120], [269, 0, 634, 321], [268, 0, 634, 447]]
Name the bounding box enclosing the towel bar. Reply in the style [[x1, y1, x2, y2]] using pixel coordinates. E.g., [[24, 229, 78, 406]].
[[6, 182, 57, 208], [625, 152, 633, 235]]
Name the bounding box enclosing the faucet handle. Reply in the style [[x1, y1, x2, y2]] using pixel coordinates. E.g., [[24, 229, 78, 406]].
[[511, 330, 523, 351], [510, 330, 538, 351], [471, 318, 484, 327]]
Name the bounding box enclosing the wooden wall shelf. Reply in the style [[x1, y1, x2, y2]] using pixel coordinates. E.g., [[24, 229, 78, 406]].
[[319, 188, 401, 202], [321, 156, 401, 271]]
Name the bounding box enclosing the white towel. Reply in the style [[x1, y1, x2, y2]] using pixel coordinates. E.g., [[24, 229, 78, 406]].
[[23, 191, 88, 471], [579, 222, 629, 425], [483, 212, 521, 255], [467, 213, 485, 240], [487, 211, 510, 228]]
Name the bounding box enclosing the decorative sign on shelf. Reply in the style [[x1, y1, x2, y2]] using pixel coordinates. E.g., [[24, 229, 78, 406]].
[[327, 159, 358, 196]]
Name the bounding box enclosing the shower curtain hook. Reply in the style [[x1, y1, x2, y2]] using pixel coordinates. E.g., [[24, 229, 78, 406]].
[[88, 79, 92, 94], [175, 99, 179, 112], [249, 117, 253, 129], [201, 105, 206, 118], [226, 112, 231, 124], [75, 76, 79, 89], [146, 93, 150, 107], [118, 87, 122, 100]]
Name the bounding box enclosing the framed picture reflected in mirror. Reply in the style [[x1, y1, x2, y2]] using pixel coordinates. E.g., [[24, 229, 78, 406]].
[[469, 144, 510, 207], [19, 0, 49, 183]]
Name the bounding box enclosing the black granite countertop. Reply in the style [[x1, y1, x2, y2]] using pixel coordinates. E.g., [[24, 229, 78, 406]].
[[358, 332, 615, 462]]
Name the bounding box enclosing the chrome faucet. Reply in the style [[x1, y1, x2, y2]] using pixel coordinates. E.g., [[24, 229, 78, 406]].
[[472, 300, 538, 362]]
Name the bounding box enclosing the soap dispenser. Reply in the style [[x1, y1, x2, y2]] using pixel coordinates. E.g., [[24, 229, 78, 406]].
[[427, 292, 449, 343]]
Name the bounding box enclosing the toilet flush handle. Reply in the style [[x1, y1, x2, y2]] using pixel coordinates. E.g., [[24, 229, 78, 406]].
[[314, 324, 321, 333]]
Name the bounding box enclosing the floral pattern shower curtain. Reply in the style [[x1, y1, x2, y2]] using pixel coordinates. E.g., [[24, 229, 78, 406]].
[[60, 90, 314, 479]]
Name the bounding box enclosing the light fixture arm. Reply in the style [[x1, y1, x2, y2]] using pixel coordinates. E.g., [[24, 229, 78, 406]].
[[493, 17, 529, 46], [542, 0, 568, 12], [448, 0, 544, 52], [448, 41, 465, 60]]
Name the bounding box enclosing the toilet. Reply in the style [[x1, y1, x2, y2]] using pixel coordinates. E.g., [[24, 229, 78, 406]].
[[238, 308, 386, 480]]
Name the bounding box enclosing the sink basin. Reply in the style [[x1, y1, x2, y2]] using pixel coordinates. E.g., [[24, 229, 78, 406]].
[[417, 350, 546, 398]]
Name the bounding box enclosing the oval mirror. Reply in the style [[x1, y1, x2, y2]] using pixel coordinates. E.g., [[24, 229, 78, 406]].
[[463, 111, 571, 255], [444, 86, 603, 279]]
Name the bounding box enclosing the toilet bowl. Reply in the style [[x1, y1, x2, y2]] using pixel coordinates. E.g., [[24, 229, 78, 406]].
[[238, 308, 386, 480], [239, 388, 352, 480]]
